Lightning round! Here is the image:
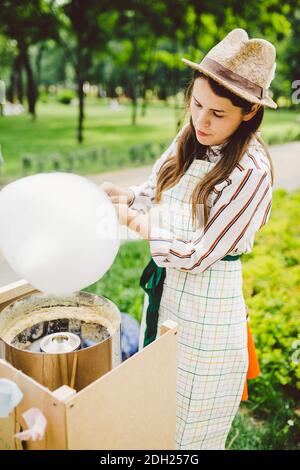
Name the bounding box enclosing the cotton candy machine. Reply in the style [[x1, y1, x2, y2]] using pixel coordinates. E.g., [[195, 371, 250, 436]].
[[0, 291, 121, 391]]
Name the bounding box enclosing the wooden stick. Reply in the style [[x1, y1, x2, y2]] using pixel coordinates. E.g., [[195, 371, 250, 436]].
[[59, 354, 69, 385], [69, 353, 78, 389], [14, 411, 24, 451]]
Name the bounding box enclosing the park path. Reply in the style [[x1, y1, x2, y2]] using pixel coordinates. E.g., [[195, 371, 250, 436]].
[[1, 140, 299, 287]]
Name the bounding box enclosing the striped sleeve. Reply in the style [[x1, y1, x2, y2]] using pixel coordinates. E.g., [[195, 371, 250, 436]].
[[149, 166, 272, 273], [128, 123, 189, 212]]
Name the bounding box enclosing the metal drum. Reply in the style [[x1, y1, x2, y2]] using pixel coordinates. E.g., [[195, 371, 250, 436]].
[[0, 291, 121, 391]]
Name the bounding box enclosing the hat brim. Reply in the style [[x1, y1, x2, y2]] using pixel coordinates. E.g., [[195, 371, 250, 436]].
[[181, 58, 277, 109]]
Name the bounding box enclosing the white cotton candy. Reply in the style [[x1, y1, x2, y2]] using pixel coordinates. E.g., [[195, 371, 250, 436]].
[[0, 172, 120, 294]]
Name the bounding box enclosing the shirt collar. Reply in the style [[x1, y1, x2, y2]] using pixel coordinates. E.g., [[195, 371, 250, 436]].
[[206, 140, 228, 163]]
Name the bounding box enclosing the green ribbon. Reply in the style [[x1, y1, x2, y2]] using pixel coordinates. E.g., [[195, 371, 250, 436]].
[[140, 258, 166, 347], [140, 254, 240, 347]]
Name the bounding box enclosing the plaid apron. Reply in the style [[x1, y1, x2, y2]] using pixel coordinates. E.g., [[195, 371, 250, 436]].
[[139, 159, 252, 450]]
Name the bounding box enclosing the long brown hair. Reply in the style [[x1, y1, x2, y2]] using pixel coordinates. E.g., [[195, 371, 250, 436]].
[[155, 70, 274, 228]]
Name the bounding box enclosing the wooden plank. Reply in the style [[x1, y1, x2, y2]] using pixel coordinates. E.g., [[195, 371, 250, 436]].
[[0, 359, 68, 450], [0, 280, 37, 311], [0, 414, 17, 450], [65, 321, 178, 450]]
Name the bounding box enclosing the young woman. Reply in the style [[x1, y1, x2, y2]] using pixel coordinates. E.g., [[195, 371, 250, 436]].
[[101, 28, 277, 450]]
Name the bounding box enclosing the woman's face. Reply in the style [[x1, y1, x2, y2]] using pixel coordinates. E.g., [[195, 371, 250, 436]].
[[190, 77, 260, 146]]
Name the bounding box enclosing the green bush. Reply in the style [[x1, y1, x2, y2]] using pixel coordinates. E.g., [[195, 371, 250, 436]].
[[243, 189, 300, 393], [38, 91, 49, 104], [57, 89, 76, 105]]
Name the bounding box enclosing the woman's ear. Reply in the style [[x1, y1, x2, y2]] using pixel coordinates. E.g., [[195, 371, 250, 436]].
[[242, 104, 261, 121]]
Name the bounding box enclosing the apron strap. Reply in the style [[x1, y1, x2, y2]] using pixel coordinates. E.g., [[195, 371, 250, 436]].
[[140, 258, 166, 347], [221, 254, 241, 261], [140, 254, 240, 347]]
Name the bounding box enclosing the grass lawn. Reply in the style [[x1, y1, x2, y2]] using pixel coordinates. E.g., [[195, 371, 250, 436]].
[[0, 98, 299, 184]]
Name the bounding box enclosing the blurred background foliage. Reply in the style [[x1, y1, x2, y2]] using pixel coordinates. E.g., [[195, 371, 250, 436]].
[[0, 0, 299, 141]]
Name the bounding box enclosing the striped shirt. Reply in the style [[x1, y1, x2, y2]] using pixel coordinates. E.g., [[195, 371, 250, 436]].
[[128, 124, 273, 273]]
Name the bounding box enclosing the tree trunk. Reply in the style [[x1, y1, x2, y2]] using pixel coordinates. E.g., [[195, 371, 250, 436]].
[[140, 84, 148, 117], [130, 12, 139, 126], [35, 43, 45, 90], [8, 59, 16, 103], [141, 97, 147, 117], [16, 56, 24, 104], [77, 77, 84, 143], [139, 42, 156, 118], [8, 55, 22, 103], [19, 41, 37, 118], [131, 85, 137, 126]]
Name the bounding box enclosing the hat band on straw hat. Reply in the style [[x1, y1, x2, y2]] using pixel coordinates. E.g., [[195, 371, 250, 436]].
[[200, 57, 266, 100]]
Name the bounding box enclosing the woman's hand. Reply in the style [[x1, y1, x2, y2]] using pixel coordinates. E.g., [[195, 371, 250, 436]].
[[101, 182, 151, 239], [114, 203, 150, 240], [100, 181, 134, 206]]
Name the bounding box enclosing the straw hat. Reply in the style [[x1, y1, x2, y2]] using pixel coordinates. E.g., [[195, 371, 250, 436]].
[[182, 28, 277, 109]]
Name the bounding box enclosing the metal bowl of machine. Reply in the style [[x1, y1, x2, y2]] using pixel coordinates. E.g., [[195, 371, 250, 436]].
[[0, 291, 121, 391]]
